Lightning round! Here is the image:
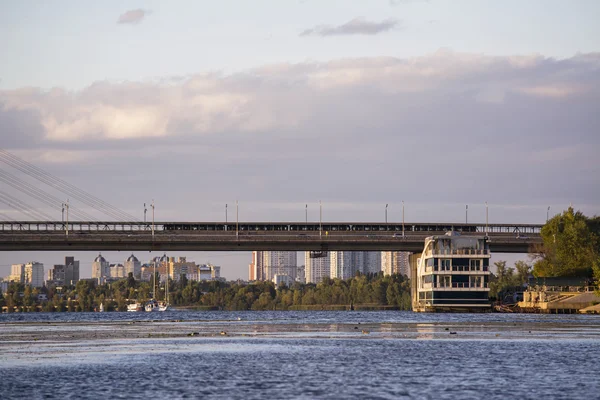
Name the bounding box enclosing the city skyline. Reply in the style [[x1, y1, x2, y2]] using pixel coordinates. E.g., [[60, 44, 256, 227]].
[[1, 1, 599, 279]]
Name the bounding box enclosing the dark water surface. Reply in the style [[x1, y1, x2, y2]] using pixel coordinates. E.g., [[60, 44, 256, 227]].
[[1, 311, 599, 399]]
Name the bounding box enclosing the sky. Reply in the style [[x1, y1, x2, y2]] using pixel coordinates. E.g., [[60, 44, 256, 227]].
[[1, 0, 599, 279]]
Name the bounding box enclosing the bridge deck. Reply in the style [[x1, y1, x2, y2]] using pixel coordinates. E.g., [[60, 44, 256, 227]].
[[0, 228, 541, 253]]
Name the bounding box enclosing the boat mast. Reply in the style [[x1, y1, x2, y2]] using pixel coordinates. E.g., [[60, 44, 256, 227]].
[[165, 255, 169, 304]]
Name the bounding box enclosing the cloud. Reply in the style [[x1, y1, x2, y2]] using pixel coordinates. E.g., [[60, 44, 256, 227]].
[[300, 17, 399, 37], [0, 51, 598, 230], [389, 0, 429, 5], [117, 9, 149, 25]]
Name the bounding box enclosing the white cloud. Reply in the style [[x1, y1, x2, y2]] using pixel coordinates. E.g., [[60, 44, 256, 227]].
[[117, 9, 150, 25], [300, 17, 399, 36]]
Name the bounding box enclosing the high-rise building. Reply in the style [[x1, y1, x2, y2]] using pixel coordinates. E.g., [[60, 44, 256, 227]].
[[9, 264, 25, 283], [64, 256, 80, 284], [249, 251, 264, 281], [92, 253, 110, 279], [330, 251, 364, 280], [168, 257, 199, 281], [124, 254, 142, 279], [263, 251, 297, 281], [48, 257, 80, 286], [305, 252, 331, 284], [198, 263, 220, 281], [382, 251, 411, 277], [364, 252, 382, 274], [110, 264, 125, 278], [25, 262, 44, 287]]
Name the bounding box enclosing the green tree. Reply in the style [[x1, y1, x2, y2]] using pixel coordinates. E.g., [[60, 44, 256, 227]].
[[533, 207, 600, 278]]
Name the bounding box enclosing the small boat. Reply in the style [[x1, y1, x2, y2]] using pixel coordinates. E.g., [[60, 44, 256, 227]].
[[99, 303, 104, 312], [127, 302, 143, 312], [145, 299, 160, 312]]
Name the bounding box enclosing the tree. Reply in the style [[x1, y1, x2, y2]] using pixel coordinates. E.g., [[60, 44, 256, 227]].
[[127, 273, 136, 289], [533, 207, 600, 278], [514, 261, 531, 286]]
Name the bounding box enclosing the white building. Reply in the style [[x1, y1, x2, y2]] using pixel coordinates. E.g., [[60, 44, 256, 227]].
[[273, 274, 294, 288], [330, 251, 364, 280], [305, 252, 331, 284], [25, 262, 44, 287], [124, 254, 142, 279], [110, 264, 125, 278], [382, 251, 411, 277], [199, 264, 221, 281], [9, 264, 25, 283], [263, 251, 297, 281], [92, 253, 110, 279]]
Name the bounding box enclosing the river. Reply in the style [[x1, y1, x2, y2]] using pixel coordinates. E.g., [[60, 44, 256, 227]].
[[1, 311, 599, 399]]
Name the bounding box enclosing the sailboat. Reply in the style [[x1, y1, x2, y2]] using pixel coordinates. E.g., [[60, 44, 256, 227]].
[[99, 303, 104, 312], [159, 258, 170, 312], [145, 253, 170, 312]]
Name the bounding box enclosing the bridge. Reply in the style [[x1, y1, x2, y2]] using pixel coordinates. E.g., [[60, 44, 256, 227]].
[[0, 220, 542, 253]]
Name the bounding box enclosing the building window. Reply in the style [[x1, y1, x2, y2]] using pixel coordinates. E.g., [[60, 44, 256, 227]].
[[469, 259, 481, 271], [440, 259, 451, 271]]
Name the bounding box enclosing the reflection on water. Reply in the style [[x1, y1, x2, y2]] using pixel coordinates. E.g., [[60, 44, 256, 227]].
[[1, 311, 600, 399]]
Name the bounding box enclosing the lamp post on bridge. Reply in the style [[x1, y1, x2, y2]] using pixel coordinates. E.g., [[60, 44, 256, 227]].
[[319, 200, 322, 238], [226, 204, 228, 223], [64, 200, 69, 237], [402, 200, 405, 238], [547, 206, 550, 223], [385, 204, 388, 225], [151, 200, 155, 240], [485, 201, 488, 236], [305, 204, 307, 224], [144, 203, 147, 223], [466, 205, 468, 224], [236, 200, 239, 239]]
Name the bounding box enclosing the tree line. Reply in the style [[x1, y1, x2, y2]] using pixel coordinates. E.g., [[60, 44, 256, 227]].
[[0, 272, 411, 312]]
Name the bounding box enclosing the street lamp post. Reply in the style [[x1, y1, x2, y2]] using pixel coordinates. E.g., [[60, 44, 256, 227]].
[[466, 205, 468, 224], [485, 201, 488, 236], [65, 200, 69, 237], [62, 203, 65, 223], [151, 200, 155, 240], [226, 204, 228, 223], [236, 200, 239, 239], [319, 200, 322, 238], [402, 200, 405, 238], [385, 204, 388, 225], [144, 203, 147, 223], [547, 206, 550, 223], [305, 204, 307, 224]]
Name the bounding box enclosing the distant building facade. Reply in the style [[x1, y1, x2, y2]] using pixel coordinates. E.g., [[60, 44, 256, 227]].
[[92, 253, 110, 279], [47, 256, 80, 286], [124, 254, 142, 279], [330, 251, 364, 280], [9, 264, 25, 283], [382, 251, 411, 277], [25, 262, 44, 287], [249, 251, 264, 281], [305, 252, 331, 284]]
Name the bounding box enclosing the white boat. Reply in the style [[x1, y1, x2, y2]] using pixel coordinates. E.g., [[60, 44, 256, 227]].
[[145, 253, 171, 312], [145, 299, 160, 312], [127, 303, 142, 312], [99, 303, 104, 312], [412, 231, 492, 312]]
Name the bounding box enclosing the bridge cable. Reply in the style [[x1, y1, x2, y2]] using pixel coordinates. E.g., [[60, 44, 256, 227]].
[[0, 191, 54, 221], [0, 169, 100, 221], [0, 149, 139, 222]]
